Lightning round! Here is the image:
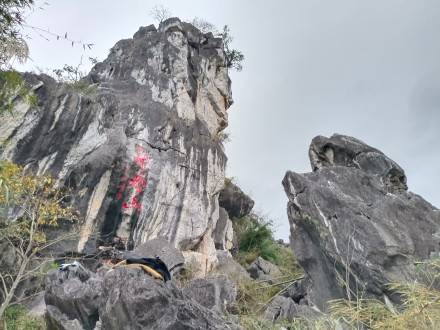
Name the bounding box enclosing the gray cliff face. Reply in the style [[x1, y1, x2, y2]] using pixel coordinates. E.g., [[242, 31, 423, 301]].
[[0, 18, 232, 265], [283, 134, 440, 311]]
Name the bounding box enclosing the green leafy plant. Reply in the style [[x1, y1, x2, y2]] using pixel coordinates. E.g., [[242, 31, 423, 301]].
[[230, 213, 306, 328], [0, 0, 34, 68], [220, 25, 245, 71], [190, 18, 244, 71], [0, 71, 37, 114], [234, 214, 281, 265], [0, 161, 78, 320], [3, 304, 44, 330]]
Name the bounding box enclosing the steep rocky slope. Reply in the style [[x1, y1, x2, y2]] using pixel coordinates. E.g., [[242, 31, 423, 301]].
[[283, 134, 440, 311], [0, 18, 232, 269]]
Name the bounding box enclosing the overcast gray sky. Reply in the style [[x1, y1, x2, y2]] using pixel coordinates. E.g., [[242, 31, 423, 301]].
[[18, 0, 440, 240]]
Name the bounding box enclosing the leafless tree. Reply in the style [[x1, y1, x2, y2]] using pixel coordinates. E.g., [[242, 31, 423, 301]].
[[0, 217, 78, 319], [191, 17, 218, 34], [150, 5, 172, 24]]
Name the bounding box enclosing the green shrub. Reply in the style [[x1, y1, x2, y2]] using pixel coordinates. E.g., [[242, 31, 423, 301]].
[[3, 305, 45, 330], [231, 214, 306, 328], [0, 71, 37, 114], [234, 214, 280, 265], [233, 214, 301, 275]]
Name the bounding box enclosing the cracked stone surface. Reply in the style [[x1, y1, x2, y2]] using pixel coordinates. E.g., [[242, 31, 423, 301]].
[[45, 267, 240, 330], [0, 18, 232, 267], [283, 134, 440, 311], [219, 181, 254, 219]]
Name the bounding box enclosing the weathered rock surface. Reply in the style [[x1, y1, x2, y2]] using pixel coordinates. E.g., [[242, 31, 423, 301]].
[[281, 277, 312, 305], [247, 257, 281, 282], [182, 230, 218, 278], [45, 265, 101, 330], [264, 296, 321, 323], [213, 207, 234, 250], [45, 265, 239, 330], [45, 306, 84, 330], [213, 250, 250, 282], [123, 237, 185, 274], [0, 18, 233, 267], [100, 268, 239, 330], [219, 181, 254, 219], [182, 275, 236, 314], [308, 134, 408, 193], [283, 134, 440, 311]]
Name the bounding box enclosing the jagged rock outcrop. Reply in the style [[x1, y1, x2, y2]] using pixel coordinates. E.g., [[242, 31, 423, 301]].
[[219, 180, 254, 219], [283, 134, 440, 311], [215, 181, 254, 252], [182, 275, 236, 314], [0, 18, 233, 267], [45, 266, 239, 330], [45, 264, 101, 329], [124, 237, 185, 274], [213, 250, 250, 282], [100, 269, 239, 330], [247, 257, 281, 282], [264, 296, 321, 324]]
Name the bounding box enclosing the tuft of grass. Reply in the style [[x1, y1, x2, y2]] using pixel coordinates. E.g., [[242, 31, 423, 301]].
[[175, 259, 201, 288], [2, 305, 45, 330], [239, 315, 275, 330], [232, 271, 306, 328], [232, 215, 440, 329], [233, 277, 279, 316], [239, 315, 335, 330], [67, 80, 97, 96], [231, 213, 305, 328], [329, 259, 440, 329], [276, 245, 301, 277]]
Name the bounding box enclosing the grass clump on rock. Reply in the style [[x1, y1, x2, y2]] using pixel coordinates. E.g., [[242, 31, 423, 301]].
[[329, 259, 440, 329], [3, 305, 45, 330], [231, 214, 304, 327]]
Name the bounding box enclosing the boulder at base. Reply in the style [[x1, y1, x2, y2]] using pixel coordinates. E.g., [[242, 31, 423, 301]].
[[246, 257, 281, 282], [45, 265, 240, 330], [123, 237, 185, 274], [182, 275, 236, 314]]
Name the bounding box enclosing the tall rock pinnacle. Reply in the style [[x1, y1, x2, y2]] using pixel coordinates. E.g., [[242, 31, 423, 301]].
[[0, 18, 233, 270]]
